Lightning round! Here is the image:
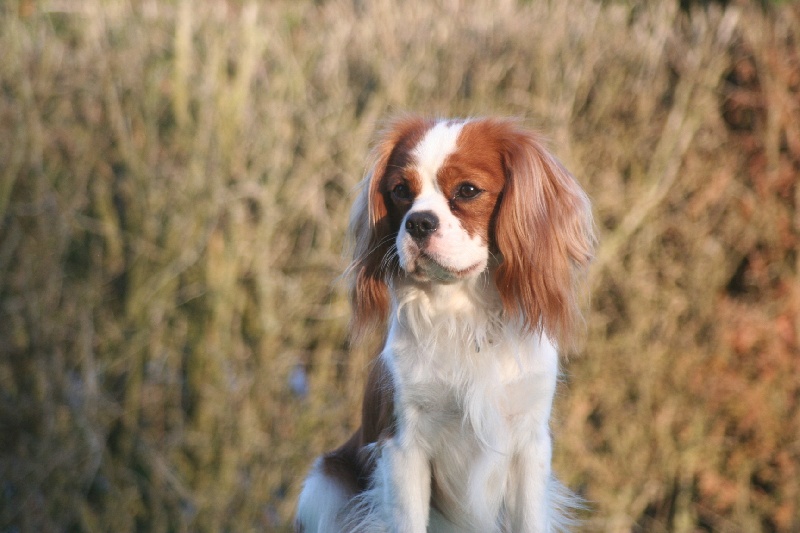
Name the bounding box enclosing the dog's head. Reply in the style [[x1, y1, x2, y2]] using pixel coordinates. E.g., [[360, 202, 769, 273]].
[[349, 116, 595, 345]]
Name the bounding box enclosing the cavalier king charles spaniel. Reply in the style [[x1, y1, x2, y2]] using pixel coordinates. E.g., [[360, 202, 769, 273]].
[[296, 116, 595, 533]]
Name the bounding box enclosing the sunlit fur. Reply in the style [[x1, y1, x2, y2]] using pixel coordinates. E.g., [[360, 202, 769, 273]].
[[296, 116, 595, 533]]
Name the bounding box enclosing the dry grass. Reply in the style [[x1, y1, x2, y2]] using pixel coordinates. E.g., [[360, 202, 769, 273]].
[[1, 0, 798, 531]]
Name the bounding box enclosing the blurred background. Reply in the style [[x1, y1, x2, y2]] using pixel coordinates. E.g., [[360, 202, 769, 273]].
[[1, 0, 798, 531]]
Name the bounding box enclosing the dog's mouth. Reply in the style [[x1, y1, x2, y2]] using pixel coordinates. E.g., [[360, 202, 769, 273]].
[[409, 252, 485, 282]]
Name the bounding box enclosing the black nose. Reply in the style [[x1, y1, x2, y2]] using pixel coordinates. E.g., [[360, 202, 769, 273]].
[[405, 211, 439, 240]]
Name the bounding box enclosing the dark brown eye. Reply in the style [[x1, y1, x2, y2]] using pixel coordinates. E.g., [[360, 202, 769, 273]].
[[392, 183, 411, 200], [456, 183, 481, 199]]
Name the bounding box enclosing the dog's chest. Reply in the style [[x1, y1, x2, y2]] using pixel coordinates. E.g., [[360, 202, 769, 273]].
[[381, 320, 560, 528], [388, 330, 557, 440]]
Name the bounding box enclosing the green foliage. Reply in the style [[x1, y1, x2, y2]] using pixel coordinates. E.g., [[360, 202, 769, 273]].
[[1, 1, 798, 531]]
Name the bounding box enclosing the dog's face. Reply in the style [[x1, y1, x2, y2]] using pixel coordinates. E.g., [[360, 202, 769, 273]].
[[380, 120, 505, 283], [349, 116, 595, 344]]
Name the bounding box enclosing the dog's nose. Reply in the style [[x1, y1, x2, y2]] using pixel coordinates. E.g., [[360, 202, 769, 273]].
[[405, 211, 439, 240]]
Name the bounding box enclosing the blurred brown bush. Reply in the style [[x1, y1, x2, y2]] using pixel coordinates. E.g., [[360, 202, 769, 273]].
[[0, 1, 798, 531]]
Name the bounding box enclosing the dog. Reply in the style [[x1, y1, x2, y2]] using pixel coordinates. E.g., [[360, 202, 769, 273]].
[[295, 116, 595, 532]]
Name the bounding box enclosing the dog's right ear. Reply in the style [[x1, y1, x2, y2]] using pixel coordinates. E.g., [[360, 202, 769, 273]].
[[347, 116, 432, 342]]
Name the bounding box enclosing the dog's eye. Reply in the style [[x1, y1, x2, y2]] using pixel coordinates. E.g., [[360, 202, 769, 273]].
[[456, 183, 481, 199], [392, 183, 411, 200]]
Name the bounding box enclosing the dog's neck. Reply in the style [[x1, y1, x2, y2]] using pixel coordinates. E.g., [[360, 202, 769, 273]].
[[388, 271, 510, 354]]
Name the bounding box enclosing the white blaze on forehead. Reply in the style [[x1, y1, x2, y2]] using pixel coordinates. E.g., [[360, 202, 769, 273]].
[[411, 120, 466, 193]]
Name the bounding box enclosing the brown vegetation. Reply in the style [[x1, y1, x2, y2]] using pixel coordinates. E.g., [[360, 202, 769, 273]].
[[0, 1, 798, 531]]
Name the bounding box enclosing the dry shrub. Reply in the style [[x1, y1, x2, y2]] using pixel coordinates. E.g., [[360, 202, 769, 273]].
[[0, 1, 797, 532], [558, 4, 800, 532]]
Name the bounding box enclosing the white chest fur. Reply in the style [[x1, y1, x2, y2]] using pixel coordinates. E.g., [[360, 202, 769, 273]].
[[377, 279, 560, 531]]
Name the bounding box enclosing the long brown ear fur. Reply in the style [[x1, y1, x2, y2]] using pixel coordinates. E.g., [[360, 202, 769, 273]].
[[347, 116, 433, 342], [493, 121, 596, 347]]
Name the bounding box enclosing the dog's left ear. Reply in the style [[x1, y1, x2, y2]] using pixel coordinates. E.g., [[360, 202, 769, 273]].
[[347, 115, 433, 342], [493, 124, 595, 346]]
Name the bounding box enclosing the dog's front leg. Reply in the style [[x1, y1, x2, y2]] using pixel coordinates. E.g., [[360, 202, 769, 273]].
[[508, 429, 553, 533], [379, 437, 431, 533]]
